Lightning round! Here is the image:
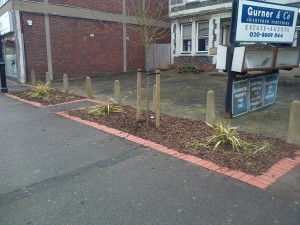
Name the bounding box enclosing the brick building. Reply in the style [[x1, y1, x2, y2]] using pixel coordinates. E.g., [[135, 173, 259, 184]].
[[0, 0, 169, 83], [169, 0, 300, 71]]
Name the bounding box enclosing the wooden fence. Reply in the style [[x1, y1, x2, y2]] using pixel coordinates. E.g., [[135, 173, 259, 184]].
[[149, 43, 171, 70]]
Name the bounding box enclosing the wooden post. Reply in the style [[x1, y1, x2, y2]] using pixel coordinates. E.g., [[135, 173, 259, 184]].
[[46, 72, 51, 87], [153, 84, 156, 112], [206, 90, 216, 126], [86, 77, 93, 98], [136, 69, 142, 120], [31, 70, 36, 85], [288, 100, 300, 145], [146, 71, 150, 125], [155, 70, 161, 128], [63, 74, 69, 93], [114, 80, 121, 104]]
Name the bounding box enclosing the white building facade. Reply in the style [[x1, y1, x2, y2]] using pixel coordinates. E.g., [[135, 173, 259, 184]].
[[169, 0, 300, 70]]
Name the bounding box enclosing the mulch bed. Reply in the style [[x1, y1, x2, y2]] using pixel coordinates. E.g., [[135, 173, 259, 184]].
[[9, 87, 299, 176], [68, 105, 299, 176], [10, 89, 85, 106]]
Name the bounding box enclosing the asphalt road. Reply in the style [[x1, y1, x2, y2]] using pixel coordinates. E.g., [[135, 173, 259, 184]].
[[0, 83, 299, 225]]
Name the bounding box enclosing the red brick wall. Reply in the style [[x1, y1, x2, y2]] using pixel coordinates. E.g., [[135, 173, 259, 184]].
[[21, 13, 48, 82], [126, 27, 145, 71], [20, 0, 170, 80], [125, 0, 169, 18], [49, 0, 122, 14], [49, 0, 169, 16], [49, 16, 124, 79]]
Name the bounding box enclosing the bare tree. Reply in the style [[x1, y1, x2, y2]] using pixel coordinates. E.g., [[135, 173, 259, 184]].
[[127, 0, 170, 124], [127, 0, 170, 70]]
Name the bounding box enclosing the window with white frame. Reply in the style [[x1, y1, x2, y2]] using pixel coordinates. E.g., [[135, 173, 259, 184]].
[[197, 22, 209, 53], [181, 23, 192, 53]]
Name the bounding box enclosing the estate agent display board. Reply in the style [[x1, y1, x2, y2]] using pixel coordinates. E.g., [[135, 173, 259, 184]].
[[225, 0, 299, 117]]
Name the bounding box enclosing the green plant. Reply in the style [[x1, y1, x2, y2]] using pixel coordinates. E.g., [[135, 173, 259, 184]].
[[87, 103, 123, 116], [186, 120, 274, 159], [186, 65, 196, 71], [187, 140, 209, 150], [179, 65, 197, 72], [207, 120, 251, 151], [29, 82, 51, 98], [253, 141, 273, 155]]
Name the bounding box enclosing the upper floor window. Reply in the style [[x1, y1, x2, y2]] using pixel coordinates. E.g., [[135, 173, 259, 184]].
[[181, 24, 192, 53], [197, 22, 209, 53]]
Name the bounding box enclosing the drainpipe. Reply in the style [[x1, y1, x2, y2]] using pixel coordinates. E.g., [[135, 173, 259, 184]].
[[44, 0, 53, 80], [123, 0, 127, 72]]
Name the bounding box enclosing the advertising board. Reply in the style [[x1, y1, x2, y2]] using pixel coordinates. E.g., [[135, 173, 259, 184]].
[[235, 0, 298, 43], [232, 74, 279, 117], [232, 79, 249, 117]]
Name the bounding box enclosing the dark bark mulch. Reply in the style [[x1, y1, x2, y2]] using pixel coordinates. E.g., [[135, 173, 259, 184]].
[[68, 105, 299, 176], [10, 89, 85, 106]]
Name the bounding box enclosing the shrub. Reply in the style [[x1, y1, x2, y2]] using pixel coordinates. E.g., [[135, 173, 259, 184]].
[[207, 120, 250, 151], [187, 120, 274, 158], [29, 82, 51, 98], [87, 103, 123, 116]]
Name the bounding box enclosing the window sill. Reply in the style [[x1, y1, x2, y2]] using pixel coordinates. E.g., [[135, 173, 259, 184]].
[[196, 52, 209, 56]]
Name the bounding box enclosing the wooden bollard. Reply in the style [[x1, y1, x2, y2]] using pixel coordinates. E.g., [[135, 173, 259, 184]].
[[155, 70, 160, 128], [136, 69, 142, 120], [86, 77, 93, 98], [153, 84, 156, 112], [31, 70, 36, 85], [206, 90, 216, 126], [46, 72, 52, 87], [288, 100, 300, 145], [63, 74, 69, 93], [114, 80, 121, 104]]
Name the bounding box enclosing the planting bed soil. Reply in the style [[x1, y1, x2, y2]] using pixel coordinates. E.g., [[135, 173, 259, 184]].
[[68, 105, 299, 176], [10, 89, 85, 106]]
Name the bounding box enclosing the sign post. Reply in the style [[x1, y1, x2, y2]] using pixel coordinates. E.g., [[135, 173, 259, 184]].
[[224, 0, 238, 119], [224, 0, 298, 118]]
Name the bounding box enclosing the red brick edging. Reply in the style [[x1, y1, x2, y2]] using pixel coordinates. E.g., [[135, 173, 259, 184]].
[[5, 79, 102, 107], [56, 111, 300, 190], [4, 93, 101, 108]]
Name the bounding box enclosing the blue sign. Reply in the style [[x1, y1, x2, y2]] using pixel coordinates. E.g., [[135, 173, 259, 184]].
[[232, 80, 249, 117], [249, 77, 264, 111], [236, 1, 298, 43], [241, 4, 295, 27], [264, 74, 279, 106], [232, 74, 279, 117]]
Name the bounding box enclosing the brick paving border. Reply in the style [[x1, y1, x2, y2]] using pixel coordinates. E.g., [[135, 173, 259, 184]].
[[4, 90, 300, 190], [6, 79, 102, 108], [4, 93, 91, 108], [56, 111, 300, 190]]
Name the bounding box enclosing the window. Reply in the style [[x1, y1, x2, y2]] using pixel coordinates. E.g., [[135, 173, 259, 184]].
[[197, 22, 209, 53], [181, 24, 192, 53]]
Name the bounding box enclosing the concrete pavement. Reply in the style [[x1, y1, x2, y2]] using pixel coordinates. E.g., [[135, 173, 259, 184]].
[[0, 82, 299, 224]]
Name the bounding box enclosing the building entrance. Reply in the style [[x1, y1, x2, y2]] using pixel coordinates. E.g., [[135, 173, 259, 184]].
[[3, 34, 17, 78]]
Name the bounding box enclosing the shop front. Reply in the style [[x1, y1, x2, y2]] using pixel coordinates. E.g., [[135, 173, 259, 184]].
[[3, 34, 17, 78], [0, 11, 17, 79]]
